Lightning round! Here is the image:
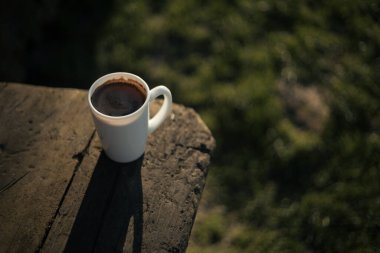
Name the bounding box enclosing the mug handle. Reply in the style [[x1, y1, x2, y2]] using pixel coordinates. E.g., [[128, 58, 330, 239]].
[[148, 86, 172, 134]]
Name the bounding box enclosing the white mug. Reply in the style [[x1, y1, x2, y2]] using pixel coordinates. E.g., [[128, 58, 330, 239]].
[[88, 72, 172, 163]]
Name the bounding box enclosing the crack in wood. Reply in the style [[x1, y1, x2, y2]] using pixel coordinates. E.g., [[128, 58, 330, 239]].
[[35, 130, 96, 252], [0, 172, 30, 194], [175, 143, 212, 154]]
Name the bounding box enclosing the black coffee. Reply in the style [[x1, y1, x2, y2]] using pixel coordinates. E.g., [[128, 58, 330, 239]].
[[91, 81, 146, 116]]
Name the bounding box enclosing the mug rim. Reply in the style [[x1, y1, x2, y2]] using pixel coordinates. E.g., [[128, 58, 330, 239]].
[[88, 72, 150, 120]]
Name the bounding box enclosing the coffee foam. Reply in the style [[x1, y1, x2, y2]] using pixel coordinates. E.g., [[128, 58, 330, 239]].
[[102, 77, 147, 98]]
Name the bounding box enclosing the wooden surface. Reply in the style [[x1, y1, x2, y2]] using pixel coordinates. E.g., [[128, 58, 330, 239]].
[[0, 82, 215, 253]]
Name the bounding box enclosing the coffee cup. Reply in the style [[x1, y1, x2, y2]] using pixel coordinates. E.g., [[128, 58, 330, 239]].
[[88, 72, 172, 163]]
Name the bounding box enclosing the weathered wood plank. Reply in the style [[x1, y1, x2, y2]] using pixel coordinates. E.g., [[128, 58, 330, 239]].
[[139, 103, 215, 253], [0, 83, 95, 252], [42, 102, 215, 252], [0, 82, 215, 253]]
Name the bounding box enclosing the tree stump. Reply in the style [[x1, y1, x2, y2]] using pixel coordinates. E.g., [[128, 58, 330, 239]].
[[0, 82, 215, 253]]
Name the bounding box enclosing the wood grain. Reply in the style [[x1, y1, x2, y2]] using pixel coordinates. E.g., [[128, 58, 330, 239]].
[[0, 82, 95, 253], [0, 82, 215, 253]]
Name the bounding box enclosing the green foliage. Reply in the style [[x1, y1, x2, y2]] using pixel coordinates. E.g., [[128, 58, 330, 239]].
[[191, 209, 227, 246], [95, 0, 380, 252]]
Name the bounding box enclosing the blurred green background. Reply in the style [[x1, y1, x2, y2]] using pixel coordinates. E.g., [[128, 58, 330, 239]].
[[1, 0, 380, 252]]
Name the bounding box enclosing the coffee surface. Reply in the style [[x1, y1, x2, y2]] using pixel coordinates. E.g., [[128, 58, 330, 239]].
[[91, 82, 146, 116]]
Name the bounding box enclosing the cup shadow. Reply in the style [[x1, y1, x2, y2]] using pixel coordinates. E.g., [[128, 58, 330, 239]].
[[64, 152, 143, 253]]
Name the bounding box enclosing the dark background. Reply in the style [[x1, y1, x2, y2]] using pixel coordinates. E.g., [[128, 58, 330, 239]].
[[0, 0, 116, 88]]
